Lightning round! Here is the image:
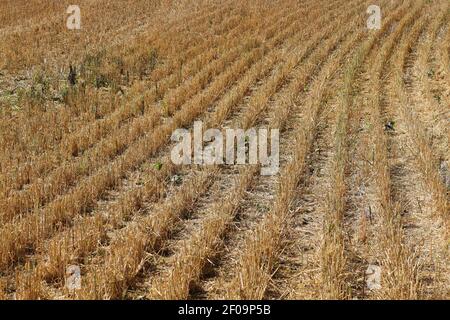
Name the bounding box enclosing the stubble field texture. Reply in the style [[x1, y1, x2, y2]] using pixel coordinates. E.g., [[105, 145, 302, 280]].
[[0, 0, 448, 300]]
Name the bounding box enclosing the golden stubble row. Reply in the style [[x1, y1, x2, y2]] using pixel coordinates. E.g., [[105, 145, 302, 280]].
[[411, 2, 450, 131], [386, 5, 449, 298], [367, 1, 425, 299]]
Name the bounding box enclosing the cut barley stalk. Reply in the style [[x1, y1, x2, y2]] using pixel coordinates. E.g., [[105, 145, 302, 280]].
[[366, 1, 426, 299]]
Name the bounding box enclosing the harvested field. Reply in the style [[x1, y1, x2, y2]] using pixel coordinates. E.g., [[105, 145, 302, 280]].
[[0, 0, 448, 300]]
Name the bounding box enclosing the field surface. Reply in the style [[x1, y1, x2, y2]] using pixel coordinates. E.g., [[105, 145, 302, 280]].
[[0, 0, 448, 300]]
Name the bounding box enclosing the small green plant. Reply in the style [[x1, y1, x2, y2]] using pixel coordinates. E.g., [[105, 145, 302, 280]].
[[0, 90, 19, 110], [24, 70, 51, 103], [303, 83, 309, 92], [434, 93, 441, 104], [153, 162, 163, 171], [33, 70, 50, 91], [94, 74, 109, 88]]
